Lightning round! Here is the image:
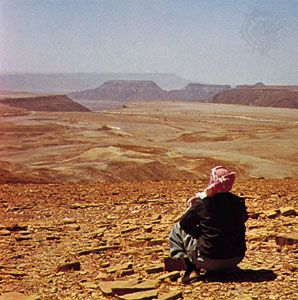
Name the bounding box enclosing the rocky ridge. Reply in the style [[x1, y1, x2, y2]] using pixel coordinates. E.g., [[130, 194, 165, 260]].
[[168, 83, 231, 101], [0, 95, 89, 112], [210, 85, 298, 109], [0, 179, 297, 299]]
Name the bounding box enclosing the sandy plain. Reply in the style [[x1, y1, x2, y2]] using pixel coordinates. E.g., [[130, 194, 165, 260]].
[[0, 101, 297, 183]]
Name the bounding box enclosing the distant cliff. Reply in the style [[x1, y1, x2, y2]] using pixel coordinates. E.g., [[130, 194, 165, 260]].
[[210, 85, 298, 109], [0, 95, 90, 112], [0, 73, 190, 92], [69, 80, 231, 102], [69, 80, 168, 101], [168, 83, 231, 100]]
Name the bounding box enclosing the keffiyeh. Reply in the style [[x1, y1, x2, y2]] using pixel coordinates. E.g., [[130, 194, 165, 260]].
[[196, 166, 235, 199]]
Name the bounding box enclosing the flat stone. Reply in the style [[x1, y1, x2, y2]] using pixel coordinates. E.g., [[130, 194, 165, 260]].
[[19, 231, 32, 236], [62, 223, 80, 231], [147, 239, 164, 246], [121, 226, 139, 234], [80, 281, 98, 289], [0, 229, 11, 236], [263, 210, 279, 219], [56, 261, 81, 272], [120, 269, 135, 276], [275, 233, 298, 246], [77, 245, 120, 255], [145, 263, 164, 274], [112, 279, 159, 296], [70, 203, 100, 209], [280, 207, 296, 216], [159, 290, 183, 300], [247, 211, 260, 219], [15, 235, 32, 241], [144, 225, 153, 233], [46, 235, 60, 241], [99, 279, 140, 296], [107, 262, 133, 273], [0, 292, 40, 300], [1, 270, 27, 277], [157, 271, 180, 282], [62, 217, 76, 224], [6, 224, 28, 232], [118, 289, 158, 300], [94, 271, 109, 279]]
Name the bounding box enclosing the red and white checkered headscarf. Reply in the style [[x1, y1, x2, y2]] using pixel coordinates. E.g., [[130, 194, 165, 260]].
[[197, 166, 235, 199]]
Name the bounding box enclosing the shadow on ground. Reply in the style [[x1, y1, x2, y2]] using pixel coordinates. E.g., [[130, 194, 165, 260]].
[[201, 268, 277, 283]]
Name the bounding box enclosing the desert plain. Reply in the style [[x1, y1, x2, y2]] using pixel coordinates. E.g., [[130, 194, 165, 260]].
[[0, 100, 297, 299]]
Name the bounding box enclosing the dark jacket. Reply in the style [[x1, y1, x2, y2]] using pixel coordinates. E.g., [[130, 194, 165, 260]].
[[179, 192, 247, 259]]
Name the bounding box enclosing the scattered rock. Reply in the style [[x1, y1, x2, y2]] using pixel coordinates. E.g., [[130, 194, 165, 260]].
[[56, 261, 81, 272]]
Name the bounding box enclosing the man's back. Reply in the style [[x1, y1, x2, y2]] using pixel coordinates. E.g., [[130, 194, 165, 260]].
[[180, 192, 247, 259]]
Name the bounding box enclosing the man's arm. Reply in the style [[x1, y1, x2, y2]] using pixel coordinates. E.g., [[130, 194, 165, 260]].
[[179, 201, 202, 238]]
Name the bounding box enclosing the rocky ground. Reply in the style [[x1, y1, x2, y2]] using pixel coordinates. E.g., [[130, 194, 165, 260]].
[[0, 179, 297, 299]]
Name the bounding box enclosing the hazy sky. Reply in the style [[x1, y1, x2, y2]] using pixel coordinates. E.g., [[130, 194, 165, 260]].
[[1, 0, 297, 85]]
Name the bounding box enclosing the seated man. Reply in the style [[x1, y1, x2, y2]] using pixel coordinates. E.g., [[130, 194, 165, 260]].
[[168, 166, 248, 283]]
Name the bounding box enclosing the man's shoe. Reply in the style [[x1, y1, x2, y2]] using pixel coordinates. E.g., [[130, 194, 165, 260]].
[[181, 269, 201, 284]]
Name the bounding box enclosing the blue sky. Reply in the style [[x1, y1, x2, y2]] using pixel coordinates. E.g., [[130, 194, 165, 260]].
[[0, 0, 297, 85]]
